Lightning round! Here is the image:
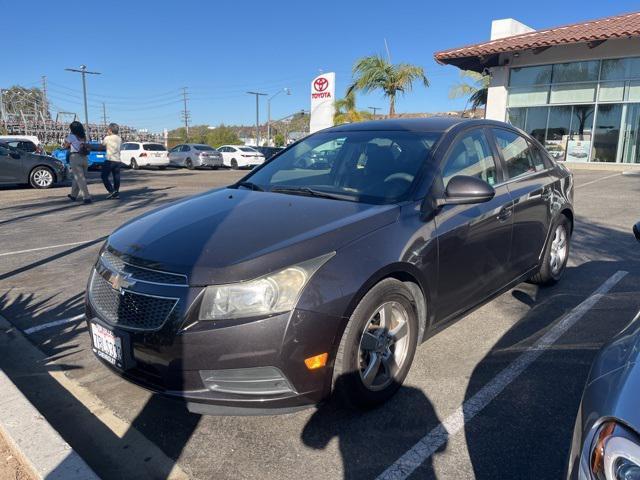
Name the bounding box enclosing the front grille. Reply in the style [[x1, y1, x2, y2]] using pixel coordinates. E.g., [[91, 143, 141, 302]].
[[101, 250, 187, 286], [89, 271, 178, 330]]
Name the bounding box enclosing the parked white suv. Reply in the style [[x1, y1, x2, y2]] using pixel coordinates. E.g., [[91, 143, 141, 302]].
[[217, 145, 265, 169], [121, 142, 170, 170]]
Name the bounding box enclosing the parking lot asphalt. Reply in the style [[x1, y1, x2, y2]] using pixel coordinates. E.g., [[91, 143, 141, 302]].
[[0, 166, 639, 479]]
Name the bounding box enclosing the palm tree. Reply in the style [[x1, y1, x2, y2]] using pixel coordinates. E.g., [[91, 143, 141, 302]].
[[333, 91, 372, 125], [347, 55, 429, 117], [449, 70, 490, 113]]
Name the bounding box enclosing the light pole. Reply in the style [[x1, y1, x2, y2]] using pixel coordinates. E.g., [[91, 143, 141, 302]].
[[267, 88, 290, 146], [247, 91, 267, 146], [65, 65, 101, 133]]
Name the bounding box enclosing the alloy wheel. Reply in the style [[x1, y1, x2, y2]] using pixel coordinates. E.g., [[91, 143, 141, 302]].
[[358, 301, 410, 391], [32, 168, 53, 188], [549, 224, 568, 275]]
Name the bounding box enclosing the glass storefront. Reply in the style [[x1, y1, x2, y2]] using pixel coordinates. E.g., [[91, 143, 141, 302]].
[[506, 56, 640, 163]]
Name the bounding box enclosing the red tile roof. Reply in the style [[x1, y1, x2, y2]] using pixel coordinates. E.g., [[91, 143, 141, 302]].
[[434, 12, 640, 71]]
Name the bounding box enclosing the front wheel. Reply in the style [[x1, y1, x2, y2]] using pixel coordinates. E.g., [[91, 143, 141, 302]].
[[530, 215, 571, 285], [185, 158, 194, 170], [130, 158, 139, 170], [29, 166, 54, 189], [332, 278, 419, 409], [230, 158, 238, 169]]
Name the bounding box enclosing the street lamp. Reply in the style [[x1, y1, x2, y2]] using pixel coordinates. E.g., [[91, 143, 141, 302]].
[[267, 88, 291, 146], [368, 106, 381, 118]]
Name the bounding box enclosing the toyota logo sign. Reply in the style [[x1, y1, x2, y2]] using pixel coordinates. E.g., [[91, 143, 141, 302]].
[[314, 77, 329, 92]]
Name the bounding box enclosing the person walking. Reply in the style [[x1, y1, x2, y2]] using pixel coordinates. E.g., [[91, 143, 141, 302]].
[[64, 121, 92, 204], [101, 123, 123, 199]]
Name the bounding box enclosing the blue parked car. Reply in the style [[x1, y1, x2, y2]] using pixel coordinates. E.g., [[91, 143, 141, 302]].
[[52, 141, 107, 169]]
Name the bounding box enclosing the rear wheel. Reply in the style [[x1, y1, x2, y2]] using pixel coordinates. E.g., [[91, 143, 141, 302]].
[[158, 166, 167, 170], [332, 278, 418, 409], [29, 166, 54, 189], [185, 158, 194, 170], [130, 158, 139, 170], [230, 158, 238, 169], [530, 215, 571, 285]]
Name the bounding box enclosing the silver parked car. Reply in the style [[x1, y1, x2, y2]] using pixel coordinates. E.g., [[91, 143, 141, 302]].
[[168, 144, 223, 169], [566, 222, 640, 480]]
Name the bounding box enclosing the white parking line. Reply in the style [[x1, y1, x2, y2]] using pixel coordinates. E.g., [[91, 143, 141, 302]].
[[575, 173, 621, 189], [377, 270, 628, 480], [24, 314, 85, 335], [0, 240, 98, 258]]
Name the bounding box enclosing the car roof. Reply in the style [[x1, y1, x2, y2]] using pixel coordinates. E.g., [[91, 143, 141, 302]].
[[325, 117, 509, 133]]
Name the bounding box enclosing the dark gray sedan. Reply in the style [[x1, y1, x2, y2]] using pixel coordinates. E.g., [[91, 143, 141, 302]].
[[0, 142, 67, 188], [566, 223, 640, 480], [85, 117, 573, 414]]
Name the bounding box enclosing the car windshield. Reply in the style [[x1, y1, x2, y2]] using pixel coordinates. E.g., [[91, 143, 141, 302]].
[[240, 147, 257, 152], [242, 130, 441, 204], [194, 145, 215, 151], [143, 144, 166, 151]]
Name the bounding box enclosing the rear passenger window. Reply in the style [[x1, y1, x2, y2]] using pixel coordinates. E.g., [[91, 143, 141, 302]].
[[441, 129, 498, 187], [492, 129, 545, 179]]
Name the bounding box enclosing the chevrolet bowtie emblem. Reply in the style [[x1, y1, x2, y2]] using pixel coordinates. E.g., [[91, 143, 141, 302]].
[[108, 272, 135, 293]]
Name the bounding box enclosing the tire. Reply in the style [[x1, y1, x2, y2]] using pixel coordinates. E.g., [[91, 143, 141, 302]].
[[29, 166, 54, 189], [158, 166, 167, 170], [230, 159, 238, 170], [332, 278, 419, 409], [530, 215, 571, 285], [130, 158, 139, 170], [185, 158, 194, 170]]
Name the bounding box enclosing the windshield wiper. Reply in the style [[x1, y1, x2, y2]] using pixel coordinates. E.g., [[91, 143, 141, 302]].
[[270, 185, 355, 201], [235, 181, 264, 191]]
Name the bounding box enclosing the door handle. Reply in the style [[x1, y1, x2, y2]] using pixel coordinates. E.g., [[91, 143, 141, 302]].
[[497, 206, 513, 222]]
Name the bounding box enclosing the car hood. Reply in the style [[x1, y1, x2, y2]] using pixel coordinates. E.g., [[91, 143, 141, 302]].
[[107, 188, 399, 285]]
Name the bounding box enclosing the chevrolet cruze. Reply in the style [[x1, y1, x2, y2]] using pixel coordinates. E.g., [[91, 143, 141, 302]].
[[86, 118, 573, 415]]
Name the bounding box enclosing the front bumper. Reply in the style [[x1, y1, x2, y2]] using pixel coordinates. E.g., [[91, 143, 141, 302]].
[[85, 290, 344, 414]]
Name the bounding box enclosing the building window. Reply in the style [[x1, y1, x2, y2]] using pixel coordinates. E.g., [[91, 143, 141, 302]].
[[591, 104, 623, 163]]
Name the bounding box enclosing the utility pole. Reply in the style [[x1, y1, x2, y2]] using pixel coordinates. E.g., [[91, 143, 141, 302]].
[[41, 75, 48, 118], [368, 106, 381, 118], [102, 102, 108, 127], [247, 91, 267, 146], [65, 65, 101, 133], [181, 87, 190, 140]]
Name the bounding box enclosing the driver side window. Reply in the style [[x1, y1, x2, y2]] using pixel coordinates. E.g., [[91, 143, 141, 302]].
[[442, 129, 497, 187]]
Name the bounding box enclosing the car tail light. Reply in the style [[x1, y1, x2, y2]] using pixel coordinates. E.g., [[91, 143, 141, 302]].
[[140, 152, 147, 157]]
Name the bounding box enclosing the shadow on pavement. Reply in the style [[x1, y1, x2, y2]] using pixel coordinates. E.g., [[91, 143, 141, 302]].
[[463, 219, 640, 478], [302, 374, 444, 480]]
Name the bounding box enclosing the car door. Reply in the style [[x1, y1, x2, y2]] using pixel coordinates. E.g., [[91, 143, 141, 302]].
[[490, 128, 553, 276], [168, 145, 181, 165], [219, 147, 231, 166], [433, 127, 514, 321], [0, 145, 25, 183]]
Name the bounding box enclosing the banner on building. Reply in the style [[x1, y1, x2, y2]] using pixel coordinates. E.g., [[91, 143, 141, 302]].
[[310, 72, 335, 133]]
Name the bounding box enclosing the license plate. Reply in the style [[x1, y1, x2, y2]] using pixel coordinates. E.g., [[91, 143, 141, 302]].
[[91, 322, 123, 367], [154, 153, 162, 157]]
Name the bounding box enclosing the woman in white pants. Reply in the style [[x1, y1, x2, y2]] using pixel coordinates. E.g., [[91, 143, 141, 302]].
[[63, 121, 92, 204]]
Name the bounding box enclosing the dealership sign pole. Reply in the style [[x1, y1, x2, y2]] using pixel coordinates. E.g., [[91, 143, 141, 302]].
[[310, 72, 335, 133]]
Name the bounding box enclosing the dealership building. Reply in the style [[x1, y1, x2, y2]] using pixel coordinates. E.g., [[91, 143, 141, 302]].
[[435, 12, 640, 164]]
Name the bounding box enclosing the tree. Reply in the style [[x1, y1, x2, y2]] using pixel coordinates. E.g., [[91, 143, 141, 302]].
[[206, 125, 241, 148], [333, 91, 372, 125], [347, 55, 429, 117], [273, 133, 285, 147], [448, 71, 490, 112]]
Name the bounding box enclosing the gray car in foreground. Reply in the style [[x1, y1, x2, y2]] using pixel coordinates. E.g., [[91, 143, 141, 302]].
[[0, 142, 67, 188], [566, 223, 640, 480], [168, 143, 224, 169]]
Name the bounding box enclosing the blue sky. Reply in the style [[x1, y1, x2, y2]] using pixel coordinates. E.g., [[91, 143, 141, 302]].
[[1, 0, 637, 132]]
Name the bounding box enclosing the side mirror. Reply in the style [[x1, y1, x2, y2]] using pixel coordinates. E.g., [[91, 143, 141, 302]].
[[437, 175, 495, 206], [633, 222, 640, 242]]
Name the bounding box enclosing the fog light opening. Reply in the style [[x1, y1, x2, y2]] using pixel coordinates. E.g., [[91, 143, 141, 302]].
[[305, 353, 328, 370]]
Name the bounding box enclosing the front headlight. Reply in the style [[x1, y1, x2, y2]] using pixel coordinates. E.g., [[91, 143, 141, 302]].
[[198, 252, 334, 320], [590, 421, 640, 480]]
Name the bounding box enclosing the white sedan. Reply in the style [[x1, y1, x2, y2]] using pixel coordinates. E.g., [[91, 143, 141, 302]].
[[120, 142, 170, 170], [217, 145, 265, 169]]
